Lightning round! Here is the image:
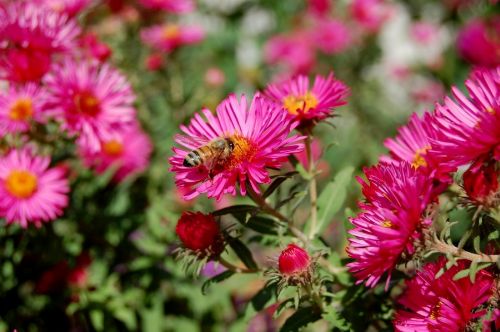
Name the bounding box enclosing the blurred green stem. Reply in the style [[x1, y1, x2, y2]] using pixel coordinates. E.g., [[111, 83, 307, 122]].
[[247, 187, 309, 244], [306, 135, 318, 240]]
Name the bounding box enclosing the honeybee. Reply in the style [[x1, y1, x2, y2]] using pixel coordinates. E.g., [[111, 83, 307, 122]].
[[183, 138, 235, 173]]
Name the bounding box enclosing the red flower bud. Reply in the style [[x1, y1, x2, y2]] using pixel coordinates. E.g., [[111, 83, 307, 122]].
[[463, 160, 498, 205], [176, 212, 223, 255], [278, 244, 310, 276]]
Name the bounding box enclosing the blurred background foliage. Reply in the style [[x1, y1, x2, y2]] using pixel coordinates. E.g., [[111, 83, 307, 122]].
[[0, 0, 497, 331]]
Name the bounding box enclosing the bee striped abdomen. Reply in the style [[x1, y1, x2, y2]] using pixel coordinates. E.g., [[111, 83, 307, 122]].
[[183, 149, 203, 167]]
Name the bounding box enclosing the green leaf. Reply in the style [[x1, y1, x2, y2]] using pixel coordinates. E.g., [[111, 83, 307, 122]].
[[90, 310, 104, 331], [305, 166, 354, 238], [212, 204, 258, 217], [227, 238, 258, 270], [251, 283, 277, 311], [264, 171, 298, 198], [202, 270, 235, 295], [244, 216, 280, 235], [323, 306, 351, 331], [452, 268, 470, 281], [280, 306, 322, 332], [469, 262, 492, 283]]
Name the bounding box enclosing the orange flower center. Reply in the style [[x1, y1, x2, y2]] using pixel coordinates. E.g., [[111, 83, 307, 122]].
[[381, 220, 393, 228], [9, 98, 34, 121], [163, 25, 180, 40], [74, 91, 101, 116], [5, 170, 38, 199], [102, 139, 124, 156], [486, 107, 495, 115], [429, 301, 441, 320], [412, 146, 431, 169], [283, 92, 318, 115], [228, 134, 256, 169]]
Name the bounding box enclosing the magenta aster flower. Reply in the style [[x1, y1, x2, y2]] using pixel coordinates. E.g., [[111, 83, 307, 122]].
[[169, 94, 304, 200], [0, 1, 80, 82], [394, 258, 498, 332], [349, 0, 393, 33], [457, 18, 500, 68], [140, 23, 204, 53], [310, 19, 352, 55], [139, 0, 194, 13], [0, 148, 69, 228], [45, 59, 136, 152], [79, 126, 153, 182], [430, 67, 500, 168], [264, 32, 316, 77], [347, 162, 434, 288], [264, 72, 349, 129], [0, 83, 49, 136]]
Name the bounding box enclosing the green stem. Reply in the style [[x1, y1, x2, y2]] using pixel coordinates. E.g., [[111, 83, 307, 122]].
[[306, 135, 318, 240], [305, 284, 324, 311], [432, 239, 499, 263], [247, 187, 309, 245]]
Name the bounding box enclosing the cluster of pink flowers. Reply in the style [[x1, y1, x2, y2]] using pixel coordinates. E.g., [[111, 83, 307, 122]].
[[264, 0, 393, 77], [347, 66, 499, 328], [0, 0, 152, 228]]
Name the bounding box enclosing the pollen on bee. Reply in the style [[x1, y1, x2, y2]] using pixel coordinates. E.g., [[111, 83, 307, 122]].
[[227, 134, 256, 169]]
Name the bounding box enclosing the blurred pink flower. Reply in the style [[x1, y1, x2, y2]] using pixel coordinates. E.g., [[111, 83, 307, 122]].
[[347, 162, 434, 288], [139, 0, 194, 13], [45, 59, 136, 152], [0, 83, 49, 136], [264, 32, 316, 76], [37, 0, 94, 17], [169, 94, 304, 200], [457, 17, 500, 67], [350, 0, 392, 33], [79, 126, 153, 182], [310, 19, 352, 54], [264, 72, 349, 129], [0, 148, 69, 228], [410, 21, 440, 45], [140, 23, 204, 53], [430, 67, 500, 168], [205, 67, 225, 87], [0, 1, 80, 82], [79, 33, 112, 62], [306, 0, 331, 17], [145, 53, 164, 71], [394, 258, 498, 331]]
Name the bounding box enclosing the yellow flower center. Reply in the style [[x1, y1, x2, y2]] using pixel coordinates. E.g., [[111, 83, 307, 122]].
[[9, 98, 34, 121], [163, 25, 180, 40], [486, 107, 495, 115], [283, 92, 318, 115], [381, 220, 393, 228], [102, 139, 124, 156], [74, 91, 101, 117], [412, 146, 431, 169], [228, 134, 256, 169], [5, 170, 38, 199], [429, 301, 441, 320]]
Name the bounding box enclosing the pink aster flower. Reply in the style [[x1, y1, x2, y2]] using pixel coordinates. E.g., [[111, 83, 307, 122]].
[[140, 23, 204, 53], [79, 126, 152, 182], [78, 33, 112, 62], [45, 59, 136, 152], [37, 0, 94, 17], [0, 83, 49, 136], [349, 0, 393, 33], [310, 19, 352, 55], [139, 0, 194, 13], [0, 1, 80, 82], [457, 18, 500, 68], [430, 67, 500, 168], [264, 72, 349, 130], [0, 148, 69, 228], [169, 94, 304, 200], [347, 162, 434, 288], [394, 258, 498, 332], [264, 32, 316, 76], [306, 0, 331, 17]]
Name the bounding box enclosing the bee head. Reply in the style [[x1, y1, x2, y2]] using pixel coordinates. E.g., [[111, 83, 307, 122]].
[[226, 138, 235, 151]]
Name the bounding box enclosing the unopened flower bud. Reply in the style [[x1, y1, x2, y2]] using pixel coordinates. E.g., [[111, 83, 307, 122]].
[[176, 212, 223, 255], [278, 244, 310, 276], [463, 160, 498, 205]]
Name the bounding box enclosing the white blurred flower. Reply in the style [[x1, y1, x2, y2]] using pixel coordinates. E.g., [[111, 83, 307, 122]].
[[241, 7, 275, 36]]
